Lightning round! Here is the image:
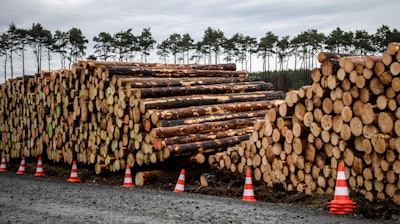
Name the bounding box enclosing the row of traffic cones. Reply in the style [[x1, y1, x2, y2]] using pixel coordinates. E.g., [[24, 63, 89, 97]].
[[0, 155, 80, 182], [1, 155, 46, 176], [3, 154, 356, 214]]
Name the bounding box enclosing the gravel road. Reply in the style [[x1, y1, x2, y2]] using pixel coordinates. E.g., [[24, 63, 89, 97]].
[[1, 173, 398, 224]]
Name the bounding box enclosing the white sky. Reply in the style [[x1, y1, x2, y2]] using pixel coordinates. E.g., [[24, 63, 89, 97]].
[[1, 0, 399, 75]]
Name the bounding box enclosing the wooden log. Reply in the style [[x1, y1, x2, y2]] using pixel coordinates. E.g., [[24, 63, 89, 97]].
[[150, 100, 284, 123], [160, 127, 254, 147], [343, 55, 382, 72], [371, 133, 391, 154], [278, 102, 294, 117], [135, 170, 162, 186], [285, 90, 299, 107], [168, 134, 251, 156], [131, 81, 274, 98], [311, 68, 321, 83], [321, 59, 336, 76], [390, 62, 400, 76], [151, 117, 261, 138], [83, 61, 238, 70], [139, 91, 284, 112], [370, 77, 385, 96], [117, 76, 250, 88], [392, 77, 400, 92], [107, 66, 247, 77], [317, 52, 356, 63], [322, 97, 333, 115], [361, 103, 377, 125], [294, 103, 306, 121], [378, 112, 395, 134], [156, 109, 270, 127]]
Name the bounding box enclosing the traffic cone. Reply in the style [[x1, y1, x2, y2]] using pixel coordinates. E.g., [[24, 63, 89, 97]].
[[242, 169, 257, 202], [34, 157, 46, 177], [122, 164, 134, 188], [327, 163, 356, 214], [174, 169, 185, 193], [0, 155, 7, 172], [16, 157, 26, 175], [67, 160, 81, 183]]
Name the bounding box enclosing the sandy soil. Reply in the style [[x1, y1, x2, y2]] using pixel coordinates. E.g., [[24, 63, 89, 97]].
[[0, 158, 399, 223]]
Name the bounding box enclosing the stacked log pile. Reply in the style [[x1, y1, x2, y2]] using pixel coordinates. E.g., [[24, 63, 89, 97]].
[[209, 42, 400, 205], [0, 61, 284, 174]]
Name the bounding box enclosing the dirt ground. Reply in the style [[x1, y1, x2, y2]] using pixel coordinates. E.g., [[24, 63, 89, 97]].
[[3, 157, 400, 222]]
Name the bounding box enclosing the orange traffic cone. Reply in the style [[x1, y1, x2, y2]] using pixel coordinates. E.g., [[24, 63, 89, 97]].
[[67, 160, 81, 183], [122, 164, 134, 188], [327, 163, 356, 214], [16, 157, 26, 175], [242, 169, 257, 202], [34, 157, 46, 177], [0, 155, 7, 172], [174, 169, 185, 193]]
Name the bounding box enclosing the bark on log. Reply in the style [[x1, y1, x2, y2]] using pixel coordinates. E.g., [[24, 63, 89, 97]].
[[132, 81, 274, 98], [168, 134, 251, 156], [151, 117, 262, 137], [161, 127, 254, 146], [80, 60, 237, 70], [107, 66, 247, 77], [157, 109, 270, 127], [139, 91, 284, 112], [149, 100, 285, 123], [118, 77, 250, 88]]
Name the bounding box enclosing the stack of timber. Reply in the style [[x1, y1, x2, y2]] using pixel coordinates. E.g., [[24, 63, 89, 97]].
[[209, 42, 400, 206], [0, 61, 284, 175]]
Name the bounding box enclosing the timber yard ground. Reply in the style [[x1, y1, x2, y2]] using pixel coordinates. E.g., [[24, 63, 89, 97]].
[[0, 157, 399, 223]]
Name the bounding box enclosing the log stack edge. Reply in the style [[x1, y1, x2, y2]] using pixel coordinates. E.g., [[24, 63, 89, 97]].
[[209, 42, 400, 205]]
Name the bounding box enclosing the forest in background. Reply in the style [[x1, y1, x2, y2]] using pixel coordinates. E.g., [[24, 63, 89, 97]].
[[251, 69, 312, 92], [0, 22, 399, 91]]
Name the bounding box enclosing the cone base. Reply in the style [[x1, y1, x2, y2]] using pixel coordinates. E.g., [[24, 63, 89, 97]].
[[329, 210, 354, 215], [68, 178, 81, 183], [34, 173, 46, 177], [174, 189, 184, 193], [122, 183, 134, 188], [327, 200, 356, 205], [0, 169, 7, 172], [16, 171, 25, 175], [242, 197, 257, 202]]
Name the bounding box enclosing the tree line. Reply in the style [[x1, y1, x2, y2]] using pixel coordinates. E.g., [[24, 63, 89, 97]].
[[1, 22, 399, 82]]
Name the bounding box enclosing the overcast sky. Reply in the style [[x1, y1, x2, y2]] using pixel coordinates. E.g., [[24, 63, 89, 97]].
[[1, 0, 399, 74]]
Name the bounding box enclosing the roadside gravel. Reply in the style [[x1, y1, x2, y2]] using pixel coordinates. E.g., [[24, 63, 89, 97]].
[[1, 173, 397, 224]]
